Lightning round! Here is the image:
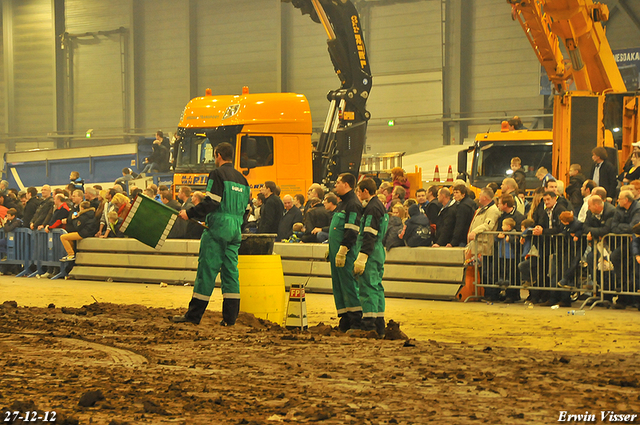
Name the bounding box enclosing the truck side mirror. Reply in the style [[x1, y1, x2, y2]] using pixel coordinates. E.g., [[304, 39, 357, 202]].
[[457, 149, 469, 181]]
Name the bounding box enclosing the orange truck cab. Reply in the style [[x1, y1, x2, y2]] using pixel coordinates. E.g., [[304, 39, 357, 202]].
[[174, 87, 313, 198]]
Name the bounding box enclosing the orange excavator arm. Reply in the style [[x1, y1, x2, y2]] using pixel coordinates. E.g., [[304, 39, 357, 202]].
[[508, 0, 626, 94]]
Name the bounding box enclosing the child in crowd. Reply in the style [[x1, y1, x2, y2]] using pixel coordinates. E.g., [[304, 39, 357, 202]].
[[60, 201, 99, 261], [565, 164, 586, 213], [518, 218, 538, 301], [70, 171, 84, 191], [101, 210, 124, 238], [556, 210, 585, 289], [383, 204, 406, 251], [495, 218, 518, 302]]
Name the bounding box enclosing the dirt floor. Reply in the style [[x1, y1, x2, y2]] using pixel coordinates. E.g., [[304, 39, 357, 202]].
[[2, 277, 640, 424]]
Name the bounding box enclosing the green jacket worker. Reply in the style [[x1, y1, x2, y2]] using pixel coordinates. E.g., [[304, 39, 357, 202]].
[[329, 173, 363, 332], [172, 142, 250, 326]]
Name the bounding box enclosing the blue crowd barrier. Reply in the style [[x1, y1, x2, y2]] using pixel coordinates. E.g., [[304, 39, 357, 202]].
[[29, 229, 70, 279], [0, 228, 34, 276]]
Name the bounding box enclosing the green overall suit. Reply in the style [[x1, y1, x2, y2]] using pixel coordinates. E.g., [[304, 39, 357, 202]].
[[181, 162, 250, 325], [328, 189, 362, 331], [357, 195, 388, 335]]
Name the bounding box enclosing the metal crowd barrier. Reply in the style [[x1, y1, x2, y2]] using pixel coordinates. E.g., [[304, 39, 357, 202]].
[[0, 228, 70, 279], [597, 233, 639, 307], [29, 229, 70, 279], [0, 228, 34, 277], [468, 231, 603, 309]]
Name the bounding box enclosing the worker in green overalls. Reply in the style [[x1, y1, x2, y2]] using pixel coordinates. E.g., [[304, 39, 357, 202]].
[[328, 173, 363, 332], [172, 142, 250, 326], [354, 178, 389, 337]]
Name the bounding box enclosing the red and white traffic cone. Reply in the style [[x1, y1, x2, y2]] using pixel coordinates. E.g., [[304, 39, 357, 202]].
[[433, 166, 441, 182], [446, 165, 454, 182]]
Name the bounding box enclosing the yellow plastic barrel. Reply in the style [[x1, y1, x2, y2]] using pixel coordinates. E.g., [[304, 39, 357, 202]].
[[238, 254, 286, 325]]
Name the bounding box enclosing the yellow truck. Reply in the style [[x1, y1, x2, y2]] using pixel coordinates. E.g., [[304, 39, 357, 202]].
[[174, 0, 372, 197]]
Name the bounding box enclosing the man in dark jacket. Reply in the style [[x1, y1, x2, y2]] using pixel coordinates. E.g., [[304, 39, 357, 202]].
[[257, 181, 283, 234], [22, 187, 41, 228], [30, 185, 54, 230], [301, 197, 331, 243], [609, 191, 640, 307], [565, 164, 586, 213], [433, 187, 457, 247], [277, 195, 303, 241], [588, 146, 618, 201], [451, 184, 477, 247], [403, 204, 431, 247], [533, 190, 569, 307], [424, 185, 442, 233]]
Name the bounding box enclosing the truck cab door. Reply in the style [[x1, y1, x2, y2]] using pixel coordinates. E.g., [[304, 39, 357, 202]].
[[238, 134, 276, 195]]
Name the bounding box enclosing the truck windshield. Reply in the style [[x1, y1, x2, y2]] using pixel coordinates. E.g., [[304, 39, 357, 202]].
[[474, 142, 552, 181], [174, 125, 242, 173]]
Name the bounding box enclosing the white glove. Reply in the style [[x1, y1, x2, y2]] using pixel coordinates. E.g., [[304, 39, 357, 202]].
[[335, 245, 348, 267], [353, 252, 368, 275]]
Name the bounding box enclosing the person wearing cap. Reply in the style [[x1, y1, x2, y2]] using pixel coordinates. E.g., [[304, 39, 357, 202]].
[[354, 178, 388, 337]]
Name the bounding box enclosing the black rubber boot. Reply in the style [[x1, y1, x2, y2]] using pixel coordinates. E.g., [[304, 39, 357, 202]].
[[361, 317, 376, 332], [171, 298, 208, 325], [221, 298, 240, 326], [347, 311, 363, 331], [375, 317, 386, 338], [337, 314, 350, 332]]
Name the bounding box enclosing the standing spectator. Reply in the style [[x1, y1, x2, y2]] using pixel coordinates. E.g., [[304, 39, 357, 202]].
[[415, 188, 428, 214], [294, 194, 306, 214], [354, 178, 388, 336], [588, 147, 618, 201], [577, 179, 597, 222], [609, 190, 640, 308], [328, 173, 363, 332], [0, 208, 22, 251], [277, 195, 303, 241], [533, 191, 569, 307], [387, 186, 406, 210], [304, 184, 324, 212], [535, 167, 554, 187], [433, 187, 457, 247], [391, 167, 411, 199], [257, 181, 283, 234], [451, 184, 477, 247], [30, 185, 54, 230], [424, 185, 441, 233], [0, 191, 23, 219], [510, 157, 527, 194], [115, 168, 135, 189], [501, 178, 525, 215], [565, 164, 586, 213], [59, 201, 99, 261]]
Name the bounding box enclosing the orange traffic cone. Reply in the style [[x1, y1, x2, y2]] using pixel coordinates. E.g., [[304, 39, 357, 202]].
[[433, 165, 441, 182], [446, 165, 454, 182]]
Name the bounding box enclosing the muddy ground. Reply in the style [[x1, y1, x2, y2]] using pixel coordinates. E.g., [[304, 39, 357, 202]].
[[2, 299, 640, 425]]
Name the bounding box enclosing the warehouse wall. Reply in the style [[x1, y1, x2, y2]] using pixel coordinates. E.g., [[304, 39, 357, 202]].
[[0, 0, 639, 159], [466, 0, 543, 138]]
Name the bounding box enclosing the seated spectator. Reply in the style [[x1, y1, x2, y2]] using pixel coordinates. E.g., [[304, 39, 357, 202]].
[[300, 197, 330, 243], [45, 194, 71, 232], [383, 204, 405, 251], [60, 201, 99, 261], [130, 187, 143, 200], [144, 188, 155, 199], [84, 187, 100, 210], [101, 210, 124, 238], [111, 193, 131, 221], [277, 195, 303, 241], [161, 191, 182, 210], [141, 132, 171, 174], [424, 185, 441, 233], [115, 167, 135, 189], [402, 204, 432, 247], [0, 208, 23, 254]]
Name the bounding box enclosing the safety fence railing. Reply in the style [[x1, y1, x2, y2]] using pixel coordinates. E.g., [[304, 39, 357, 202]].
[[598, 233, 639, 308], [0, 228, 70, 279], [465, 230, 637, 310]]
